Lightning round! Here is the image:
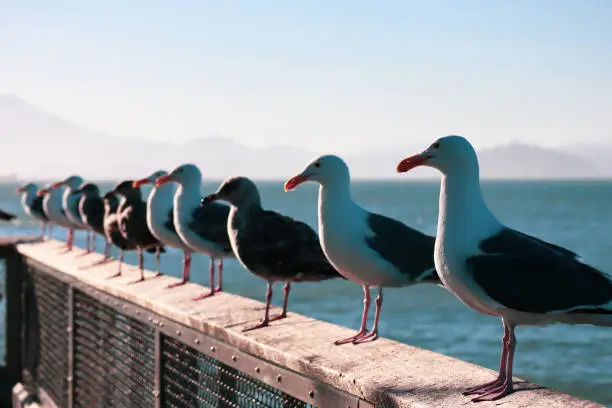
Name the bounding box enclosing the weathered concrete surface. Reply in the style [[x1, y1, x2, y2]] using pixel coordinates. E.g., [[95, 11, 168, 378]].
[[17, 239, 607, 408]]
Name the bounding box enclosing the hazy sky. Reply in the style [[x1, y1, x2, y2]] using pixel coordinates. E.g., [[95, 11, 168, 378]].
[[1, 1, 611, 153]]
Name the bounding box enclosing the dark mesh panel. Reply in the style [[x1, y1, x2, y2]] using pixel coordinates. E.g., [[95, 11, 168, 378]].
[[33, 269, 70, 407], [22, 263, 341, 408], [162, 336, 314, 408], [73, 290, 156, 408]]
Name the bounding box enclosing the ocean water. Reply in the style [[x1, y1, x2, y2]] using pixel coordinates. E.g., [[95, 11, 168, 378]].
[[1, 180, 612, 406]]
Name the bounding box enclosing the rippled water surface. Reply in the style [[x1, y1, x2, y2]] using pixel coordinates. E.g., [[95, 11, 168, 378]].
[[1, 180, 611, 405]]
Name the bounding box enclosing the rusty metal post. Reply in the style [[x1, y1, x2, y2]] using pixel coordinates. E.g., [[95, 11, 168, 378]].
[[154, 329, 162, 408], [5, 252, 24, 387], [66, 286, 74, 408]]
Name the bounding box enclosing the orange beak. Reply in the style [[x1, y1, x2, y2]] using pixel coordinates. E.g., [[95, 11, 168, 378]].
[[16, 187, 24, 193], [37, 188, 50, 197], [51, 181, 63, 188], [397, 154, 432, 173], [133, 178, 152, 188], [284, 174, 311, 191], [155, 174, 173, 187]]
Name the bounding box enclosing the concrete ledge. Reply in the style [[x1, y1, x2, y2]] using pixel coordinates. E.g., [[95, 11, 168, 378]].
[[17, 239, 606, 408]]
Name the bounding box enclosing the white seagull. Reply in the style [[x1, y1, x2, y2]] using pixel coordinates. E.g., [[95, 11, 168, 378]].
[[52, 175, 89, 252], [397, 135, 612, 402], [17, 182, 51, 238], [38, 185, 74, 249], [285, 155, 439, 344], [134, 170, 194, 288], [155, 164, 234, 300]]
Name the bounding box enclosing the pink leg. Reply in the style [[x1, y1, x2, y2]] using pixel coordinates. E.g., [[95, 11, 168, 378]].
[[77, 232, 92, 256], [464, 322, 510, 395], [152, 246, 162, 277], [48, 223, 53, 238], [270, 282, 291, 321], [166, 251, 191, 289], [61, 229, 74, 253], [106, 250, 123, 279], [214, 259, 223, 292], [40, 223, 46, 239], [193, 257, 215, 300], [353, 287, 383, 344], [91, 233, 96, 252], [472, 324, 516, 402], [243, 281, 273, 332], [127, 248, 145, 284], [89, 242, 113, 267], [335, 285, 371, 345]]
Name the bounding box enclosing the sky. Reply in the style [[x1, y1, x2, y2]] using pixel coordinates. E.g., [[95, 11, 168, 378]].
[[1, 1, 611, 153]]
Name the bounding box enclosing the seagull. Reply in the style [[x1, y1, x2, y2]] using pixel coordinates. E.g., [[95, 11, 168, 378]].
[[134, 170, 193, 289], [102, 191, 157, 278], [38, 185, 73, 249], [111, 180, 165, 282], [155, 164, 234, 300], [16, 182, 50, 238], [285, 155, 439, 344], [0, 209, 17, 222], [52, 175, 88, 252], [74, 183, 109, 260], [203, 176, 342, 331], [396, 135, 612, 402]]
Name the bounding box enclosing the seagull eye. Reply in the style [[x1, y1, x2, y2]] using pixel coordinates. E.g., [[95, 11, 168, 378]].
[[432, 142, 440, 149], [314, 162, 321, 168]]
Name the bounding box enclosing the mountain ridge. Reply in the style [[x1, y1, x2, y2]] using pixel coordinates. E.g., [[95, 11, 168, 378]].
[[1, 95, 609, 180]]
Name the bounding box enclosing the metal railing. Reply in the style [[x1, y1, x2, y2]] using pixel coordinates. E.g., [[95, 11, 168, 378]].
[[1, 238, 606, 408], [2, 239, 369, 408]]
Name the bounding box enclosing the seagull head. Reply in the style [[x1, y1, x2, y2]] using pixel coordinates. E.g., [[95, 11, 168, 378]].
[[156, 164, 201, 187], [133, 170, 168, 188], [52, 175, 84, 189], [36, 188, 50, 197], [284, 154, 349, 191], [397, 135, 478, 175], [102, 191, 119, 210], [202, 176, 257, 207], [111, 180, 137, 197], [73, 183, 100, 197], [16, 182, 37, 194]]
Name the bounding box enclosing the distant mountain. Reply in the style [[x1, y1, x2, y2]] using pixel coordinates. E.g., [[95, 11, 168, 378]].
[[565, 142, 612, 176], [0, 95, 609, 180], [478, 143, 604, 179]]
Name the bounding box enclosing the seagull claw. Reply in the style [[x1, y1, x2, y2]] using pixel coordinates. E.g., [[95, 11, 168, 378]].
[[334, 329, 369, 345], [165, 279, 188, 289], [192, 290, 215, 301], [463, 377, 505, 396], [470, 382, 513, 402], [352, 329, 378, 344], [127, 276, 146, 285], [269, 313, 287, 322], [242, 320, 270, 332]]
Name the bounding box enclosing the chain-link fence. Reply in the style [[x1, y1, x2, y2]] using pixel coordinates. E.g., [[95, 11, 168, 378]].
[[18, 260, 359, 408]]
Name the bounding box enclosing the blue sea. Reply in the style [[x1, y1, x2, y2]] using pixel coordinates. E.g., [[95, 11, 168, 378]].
[[1, 180, 611, 406]]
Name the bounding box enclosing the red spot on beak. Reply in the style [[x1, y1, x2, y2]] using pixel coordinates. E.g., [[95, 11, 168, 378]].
[[284, 174, 310, 191], [155, 174, 174, 187], [37, 188, 50, 197], [397, 154, 432, 173], [133, 178, 152, 188]]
